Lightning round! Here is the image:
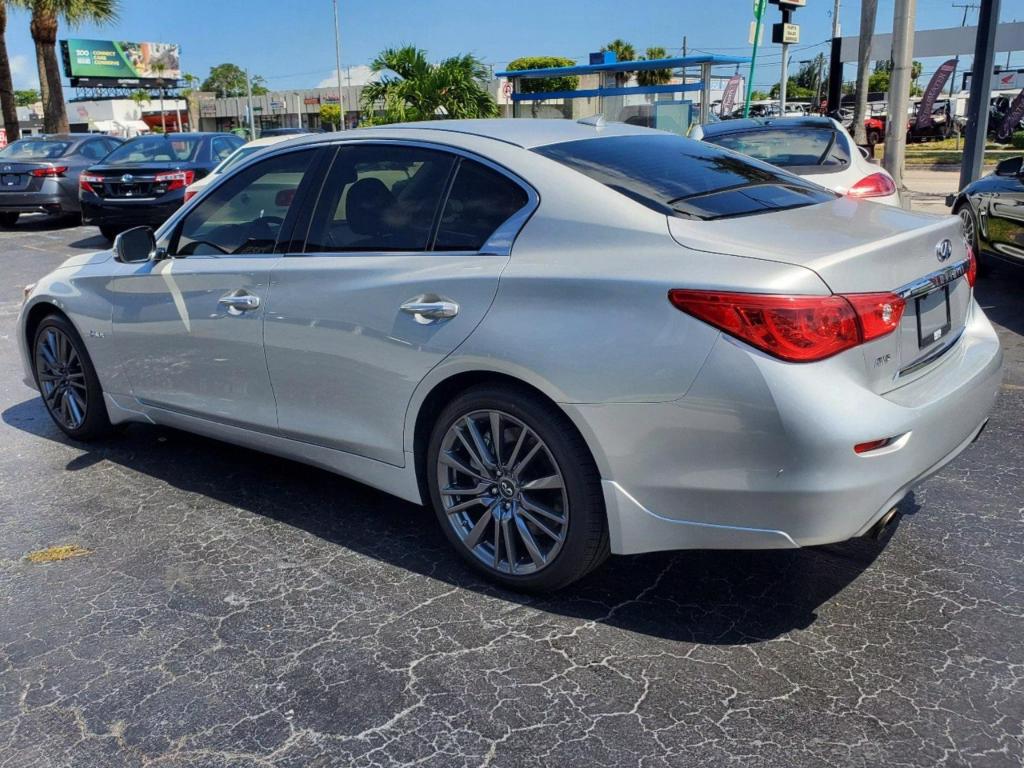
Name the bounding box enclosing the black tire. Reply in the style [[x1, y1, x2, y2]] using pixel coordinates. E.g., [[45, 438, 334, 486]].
[[867, 130, 881, 146], [954, 201, 989, 276], [32, 314, 112, 441], [426, 384, 609, 592], [0, 211, 19, 227], [99, 225, 120, 241]]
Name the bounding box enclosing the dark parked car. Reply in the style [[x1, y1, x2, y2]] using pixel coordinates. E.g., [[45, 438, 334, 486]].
[[80, 132, 244, 240], [951, 156, 1024, 271], [0, 134, 123, 227]]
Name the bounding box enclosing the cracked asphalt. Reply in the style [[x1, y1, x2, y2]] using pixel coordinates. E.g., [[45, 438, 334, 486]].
[[1, 215, 1022, 768]]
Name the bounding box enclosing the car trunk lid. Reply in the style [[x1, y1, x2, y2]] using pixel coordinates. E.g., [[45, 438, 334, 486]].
[[0, 161, 60, 193], [668, 196, 972, 392], [86, 163, 187, 199]]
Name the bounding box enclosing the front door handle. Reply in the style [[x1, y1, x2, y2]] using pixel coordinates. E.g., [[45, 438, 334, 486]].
[[219, 290, 260, 314], [400, 297, 459, 324]]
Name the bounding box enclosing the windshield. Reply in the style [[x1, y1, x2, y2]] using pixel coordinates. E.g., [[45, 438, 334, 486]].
[[534, 133, 835, 220], [215, 145, 261, 174], [0, 139, 72, 160], [104, 136, 199, 164], [704, 127, 849, 168]]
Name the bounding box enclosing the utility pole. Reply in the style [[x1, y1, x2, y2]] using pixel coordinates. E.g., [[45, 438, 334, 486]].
[[245, 68, 255, 140], [882, 0, 916, 199], [949, 3, 979, 104], [960, 0, 1002, 189], [333, 0, 345, 130], [681, 35, 687, 94], [780, 46, 790, 112]]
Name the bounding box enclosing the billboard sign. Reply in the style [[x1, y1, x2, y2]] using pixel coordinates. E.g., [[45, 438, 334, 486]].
[[61, 39, 181, 84]]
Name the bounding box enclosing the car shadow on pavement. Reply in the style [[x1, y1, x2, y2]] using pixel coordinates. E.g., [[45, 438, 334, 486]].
[[3, 396, 910, 645], [68, 233, 110, 250], [975, 264, 1024, 337], [1, 213, 81, 233]]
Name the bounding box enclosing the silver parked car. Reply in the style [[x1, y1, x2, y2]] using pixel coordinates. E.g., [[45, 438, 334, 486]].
[[0, 134, 123, 227], [18, 119, 1002, 591]]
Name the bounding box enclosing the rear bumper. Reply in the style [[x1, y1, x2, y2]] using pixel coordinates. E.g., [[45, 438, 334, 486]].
[[566, 299, 1003, 555], [81, 196, 182, 229], [0, 187, 78, 214]]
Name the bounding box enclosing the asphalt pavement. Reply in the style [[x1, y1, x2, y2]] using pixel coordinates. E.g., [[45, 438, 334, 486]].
[[1, 215, 1022, 768]]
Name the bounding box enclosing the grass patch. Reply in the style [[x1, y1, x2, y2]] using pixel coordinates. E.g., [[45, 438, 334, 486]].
[[26, 544, 92, 563]]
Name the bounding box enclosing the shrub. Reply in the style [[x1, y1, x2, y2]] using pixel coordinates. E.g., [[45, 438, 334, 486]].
[[506, 57, 579, 94]]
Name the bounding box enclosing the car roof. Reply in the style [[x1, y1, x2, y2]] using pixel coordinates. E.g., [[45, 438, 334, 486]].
[[284, 118, 660, 150], [700, 116, 839, 138], [123, 132, 236, 141]]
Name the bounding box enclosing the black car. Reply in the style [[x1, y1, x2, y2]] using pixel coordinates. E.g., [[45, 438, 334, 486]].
[[950, 156, 1024, 271], [0, 134, 122, 227], [80, 132, 244, 240]]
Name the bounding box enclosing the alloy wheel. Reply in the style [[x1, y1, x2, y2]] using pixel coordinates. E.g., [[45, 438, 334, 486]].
[[958, 207, 976, 250], [35, 327, 89, 431], [436, 409, 569, 575]]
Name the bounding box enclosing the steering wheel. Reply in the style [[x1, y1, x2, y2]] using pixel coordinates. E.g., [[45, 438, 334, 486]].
[[250, 216, 285, 241]]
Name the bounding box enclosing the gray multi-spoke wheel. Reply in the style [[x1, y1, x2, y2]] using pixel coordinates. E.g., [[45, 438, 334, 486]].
[[32, 314, 111, 440], [957, 204, 977, 253], [427, 385, 609, 591]]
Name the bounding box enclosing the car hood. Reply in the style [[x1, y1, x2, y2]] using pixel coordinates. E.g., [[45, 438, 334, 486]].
[[57, 249, 113, 270]]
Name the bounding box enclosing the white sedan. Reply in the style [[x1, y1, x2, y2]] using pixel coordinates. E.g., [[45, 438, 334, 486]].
[[692, 115, 901, 206], [183, 134, 295, 203]]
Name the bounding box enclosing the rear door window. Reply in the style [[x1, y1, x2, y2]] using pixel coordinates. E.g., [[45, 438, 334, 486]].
[[534, 133, 835, 220], [433, 159, 529, 251], [79, 140, 109, 161], [304, 144, 455, 253]]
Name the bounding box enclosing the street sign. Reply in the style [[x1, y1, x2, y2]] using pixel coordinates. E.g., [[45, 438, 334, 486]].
[[772, 22, 800, 44], [769, 0, 806, 5], [748, 21, 765, 45], [753, 0, 767, 17]]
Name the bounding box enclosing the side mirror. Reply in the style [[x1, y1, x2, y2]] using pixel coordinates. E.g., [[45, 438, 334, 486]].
[[113, 226, 156, 263], [994, 157, 1023, 177]]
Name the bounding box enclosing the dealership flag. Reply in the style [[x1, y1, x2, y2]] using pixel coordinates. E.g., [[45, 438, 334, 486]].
[[915, 59, 957, 130], [720, 75, 743, 116], [998, 87, 1024, 141]]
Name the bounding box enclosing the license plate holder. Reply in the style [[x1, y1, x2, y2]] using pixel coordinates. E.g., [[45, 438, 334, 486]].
[[2, 174, 19, 186], [916, 286, 952, 349]]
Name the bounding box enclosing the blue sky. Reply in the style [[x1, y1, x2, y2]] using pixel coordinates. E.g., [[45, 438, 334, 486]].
[[3, 0, 1022, 93]]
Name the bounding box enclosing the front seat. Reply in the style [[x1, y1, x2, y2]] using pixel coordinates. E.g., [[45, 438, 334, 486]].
[[347, 178, 397, 240]]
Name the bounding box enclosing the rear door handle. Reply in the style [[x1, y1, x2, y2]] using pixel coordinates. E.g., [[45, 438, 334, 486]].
[[400, 297, 459, 323], [219, 290, 260, 314]]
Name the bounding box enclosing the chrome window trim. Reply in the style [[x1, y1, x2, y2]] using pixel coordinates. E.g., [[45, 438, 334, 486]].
[[893, 258, 970, 300]]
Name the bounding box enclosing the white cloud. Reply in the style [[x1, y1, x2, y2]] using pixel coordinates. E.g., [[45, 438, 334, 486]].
[[10, 54, 40, 90], [316, 65, 378, 89]]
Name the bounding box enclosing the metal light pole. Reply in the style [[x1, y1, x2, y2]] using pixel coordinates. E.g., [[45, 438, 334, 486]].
[[960, 0, 1002, 189], [245, 68, 255, 140], [882, 0, 916, 198], [780, 45, 789, 113], [333, 0, 345, 130]]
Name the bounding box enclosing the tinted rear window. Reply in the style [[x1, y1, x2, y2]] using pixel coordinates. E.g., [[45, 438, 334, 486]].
[[104, 136, 199, 164], [533, 133, 835, 220], [0, 139, 71, 159], [703, 127, 849, 168]]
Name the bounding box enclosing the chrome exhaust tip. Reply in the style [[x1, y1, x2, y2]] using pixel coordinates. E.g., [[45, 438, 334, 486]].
[[868, 507, 900, 540]]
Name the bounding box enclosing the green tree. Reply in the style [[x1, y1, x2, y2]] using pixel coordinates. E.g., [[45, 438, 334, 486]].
[[12, 0, 120, 134], [769, 79, 814, 100], [361, 45, 497, 124], [1, 0, 21, 142], [600, 39, 636, 86], [15, 87, 39, 105], [750, 90, 769, 100], [319, 102, 340, 130], [129, 88, 148, 107], [201, 63, 268, 98], [506, 56, 578, 94], [636, 46, 672, 87]]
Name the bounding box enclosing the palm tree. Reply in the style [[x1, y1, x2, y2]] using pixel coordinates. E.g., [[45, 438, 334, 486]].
[[14, 0, 120, 134], [850, 0, 878, 145], [636, 46, 672, 87], [1, 0, 21, 142], [361, 46, 496, 124], [601, 39, 636, 86]]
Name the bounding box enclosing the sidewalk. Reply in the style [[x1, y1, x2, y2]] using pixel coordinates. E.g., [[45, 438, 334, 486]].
[[904, 167, 961, 214]]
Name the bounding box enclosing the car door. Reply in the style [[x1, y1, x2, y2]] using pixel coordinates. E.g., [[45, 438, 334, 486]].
[[264, 142, 535, 466], [109, 146, 324, 430]]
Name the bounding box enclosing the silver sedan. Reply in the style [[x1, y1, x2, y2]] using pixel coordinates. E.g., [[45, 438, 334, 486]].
[[17, 119, 1003, 591]]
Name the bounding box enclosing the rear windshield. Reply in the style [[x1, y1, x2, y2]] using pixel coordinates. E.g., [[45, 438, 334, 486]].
[[103, 136, 200, 164], [0, 139, 71, 160], [533, 133, 835, 220], [703, 127, 849, 168], [216, 145, 261, 174]]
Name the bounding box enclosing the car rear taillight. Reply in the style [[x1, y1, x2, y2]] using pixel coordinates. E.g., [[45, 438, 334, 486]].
[[668, 290, 906, 363], [79, 172, 103, 194], [847, 172, 897, 199], [30, 166, 68, 177], [966, 245, 977, 287], [154, 170, 195, 191]]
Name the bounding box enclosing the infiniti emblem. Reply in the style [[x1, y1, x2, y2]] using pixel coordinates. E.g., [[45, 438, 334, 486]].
[[936, 238, 953, 262], [121, 173, 134, 183], [498, 479, 516, 498]]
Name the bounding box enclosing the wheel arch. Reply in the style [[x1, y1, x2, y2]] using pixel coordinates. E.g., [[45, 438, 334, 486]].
[[23, 300, 75, 350], [407, 368, 607, 508]]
